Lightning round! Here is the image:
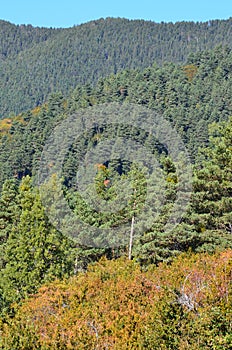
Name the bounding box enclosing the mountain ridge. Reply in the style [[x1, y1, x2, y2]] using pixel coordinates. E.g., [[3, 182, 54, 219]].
[[0, 17, 232, 118]]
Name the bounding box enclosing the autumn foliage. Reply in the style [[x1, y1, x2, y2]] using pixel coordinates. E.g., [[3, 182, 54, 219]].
[[1, 250, 232, 349]]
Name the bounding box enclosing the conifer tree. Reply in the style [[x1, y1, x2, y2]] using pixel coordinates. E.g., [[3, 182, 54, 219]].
[[0, 179, 19, 269], [189, 117, 232, 251], [0, 176, 74, 313]]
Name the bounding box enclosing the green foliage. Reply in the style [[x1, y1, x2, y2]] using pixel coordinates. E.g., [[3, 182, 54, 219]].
[[0, 179, 19, 268], [1, 18, 232, 117], [0, 26, 232, 342], [0, 47, 231, 270], [0, 176, 75, 316], [1, 46, 232, 191], [186, 117, 232, 251], [0, 20, 59, 60]]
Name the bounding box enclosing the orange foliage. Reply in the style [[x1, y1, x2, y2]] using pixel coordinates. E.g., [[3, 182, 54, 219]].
[[183, 64, 198, 82], [1, 251, 232, 349], [103, 179, 110, 187]]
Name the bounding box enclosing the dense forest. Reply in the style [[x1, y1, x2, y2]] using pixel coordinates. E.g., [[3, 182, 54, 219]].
[[0, 17, 232, 117], [0, 18, 232, 349]]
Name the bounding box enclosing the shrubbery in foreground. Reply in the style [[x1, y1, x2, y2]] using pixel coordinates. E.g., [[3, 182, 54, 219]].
[[1, 250, 231, 349]]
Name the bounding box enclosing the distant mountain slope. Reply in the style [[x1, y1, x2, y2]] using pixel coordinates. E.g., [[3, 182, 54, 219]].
[[0, 17, 232, 117], [0, 20, 59, 60]]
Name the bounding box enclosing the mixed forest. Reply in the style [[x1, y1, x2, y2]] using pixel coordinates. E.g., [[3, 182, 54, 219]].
[[0, 17, 232, 349]]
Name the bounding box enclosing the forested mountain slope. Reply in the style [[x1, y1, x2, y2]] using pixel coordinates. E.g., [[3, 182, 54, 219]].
[[0, 44, 231, 334], [1, 45, 231, 189], [0, 20, 59, 60], [0, 17, 232, 117]]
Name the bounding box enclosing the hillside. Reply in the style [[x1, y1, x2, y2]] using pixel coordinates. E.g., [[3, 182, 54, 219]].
[[0, 46, 231, 264], [0, 20, 59, 60], [1, 45, 232, 189], [0, 18, 232, 347], [0, 17, 232, 117]]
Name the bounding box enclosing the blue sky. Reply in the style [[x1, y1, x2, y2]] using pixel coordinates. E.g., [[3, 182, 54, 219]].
[[1, 0, 232, 28]]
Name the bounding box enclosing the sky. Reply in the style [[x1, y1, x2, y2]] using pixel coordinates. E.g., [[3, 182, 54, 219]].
[[1, 0, 232, 28]]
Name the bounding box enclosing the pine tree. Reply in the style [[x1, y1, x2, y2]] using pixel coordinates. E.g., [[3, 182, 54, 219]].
[[188, 117, 232, 251], [0, 176, 74, 313], [0, 179, 19, 269]]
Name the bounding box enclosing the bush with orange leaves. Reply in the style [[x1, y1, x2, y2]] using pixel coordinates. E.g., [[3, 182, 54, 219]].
[[1, 250, 232, 349]]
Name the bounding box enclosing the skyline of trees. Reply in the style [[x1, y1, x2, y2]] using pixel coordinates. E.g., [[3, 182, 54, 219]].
[[0, 17, 232, 117]]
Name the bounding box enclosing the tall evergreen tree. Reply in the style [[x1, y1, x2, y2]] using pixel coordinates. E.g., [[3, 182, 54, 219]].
[[189, 117, 232, 250], [0, 176, 74, 313], [0, 179, 19, 269]]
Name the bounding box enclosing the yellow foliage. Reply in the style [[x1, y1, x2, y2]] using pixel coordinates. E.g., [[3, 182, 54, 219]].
[[183, 64, 198, 82], [0, 118, 12, 133], [31, 106, 42, 115]]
